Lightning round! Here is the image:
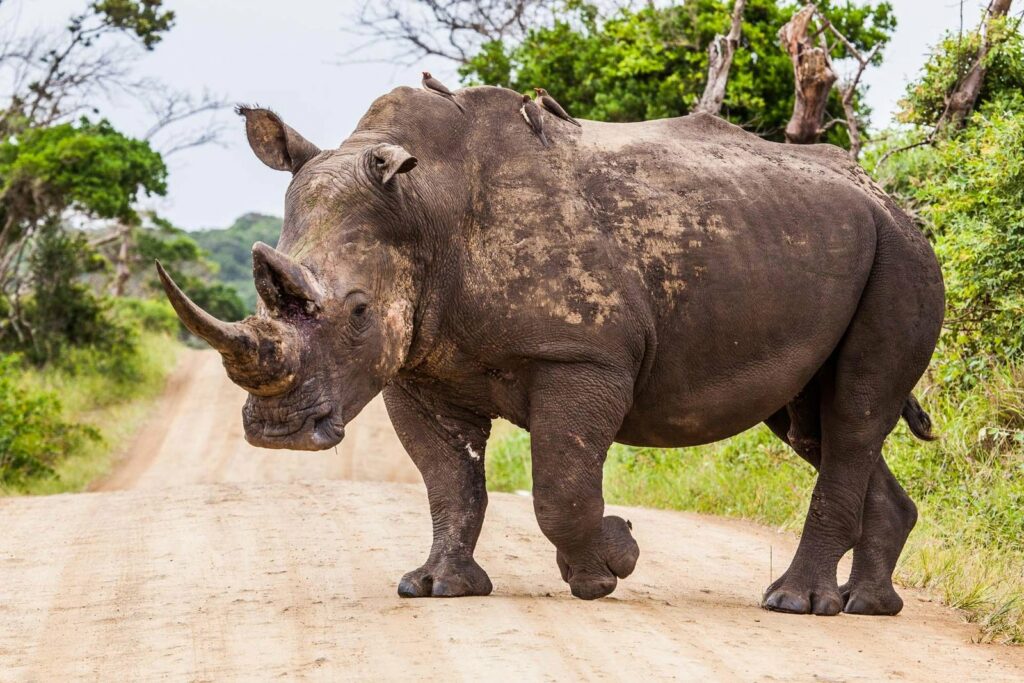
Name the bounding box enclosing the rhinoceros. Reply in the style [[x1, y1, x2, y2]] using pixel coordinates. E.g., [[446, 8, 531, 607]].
[[158, 85, 944, 616]]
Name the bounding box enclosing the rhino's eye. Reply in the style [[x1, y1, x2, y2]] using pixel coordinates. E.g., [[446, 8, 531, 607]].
[[352, 303, 368, 318]]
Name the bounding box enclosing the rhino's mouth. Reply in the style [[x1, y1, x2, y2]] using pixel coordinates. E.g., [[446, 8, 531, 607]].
[[242, 397, 345, 450]]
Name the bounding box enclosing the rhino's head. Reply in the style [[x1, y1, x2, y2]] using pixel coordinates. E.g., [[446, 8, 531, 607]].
[[158, 107, 422, 450]]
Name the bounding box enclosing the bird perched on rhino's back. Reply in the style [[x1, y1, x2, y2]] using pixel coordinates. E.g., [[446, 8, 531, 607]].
[[520, 94, 549, 148], [534, 87, 581, 127], [421, 71, 465, 113]]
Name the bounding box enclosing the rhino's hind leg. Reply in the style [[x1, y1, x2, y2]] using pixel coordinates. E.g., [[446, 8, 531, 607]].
[[840, 460, 916, 615], [529, 365, 639, 600], [383, 382, 493, 598], [762, 235, 938, 616], [765, 405, 916, 616]]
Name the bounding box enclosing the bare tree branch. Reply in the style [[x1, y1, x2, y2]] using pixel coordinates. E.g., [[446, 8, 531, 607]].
[[141, 87, 229, 157], [344, 0, 558, 66], [695, 0, 746, 116], [817, 10, 882, 161]]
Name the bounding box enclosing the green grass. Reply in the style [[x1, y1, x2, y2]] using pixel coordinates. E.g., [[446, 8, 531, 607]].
[[2, 331, 180, 495], [486, 367, 1024, 644]]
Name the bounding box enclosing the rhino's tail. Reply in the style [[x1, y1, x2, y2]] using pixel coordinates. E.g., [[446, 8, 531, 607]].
[[902, 394, 936, 441]]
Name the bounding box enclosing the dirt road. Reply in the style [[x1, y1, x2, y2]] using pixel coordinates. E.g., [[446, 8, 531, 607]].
[[2, 350, 1023, 681]]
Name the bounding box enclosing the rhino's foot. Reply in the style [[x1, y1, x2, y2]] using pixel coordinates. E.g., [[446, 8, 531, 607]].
[[556, 516, 640, 600], [840, 580, 904, 616], [398, 557, 492, 598], [762, 571, 843, 616]]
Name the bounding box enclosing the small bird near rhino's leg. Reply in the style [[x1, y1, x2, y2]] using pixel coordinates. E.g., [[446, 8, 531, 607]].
[[421, 71, 466, 114], [520, 95, 550, 148], [528, 364, 639, 600], [383, 381, 492, 598], [534, 87, 581, 127]]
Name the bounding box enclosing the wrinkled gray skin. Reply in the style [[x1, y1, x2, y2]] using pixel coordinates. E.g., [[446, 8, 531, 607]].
[[160, 86, 944, 616]]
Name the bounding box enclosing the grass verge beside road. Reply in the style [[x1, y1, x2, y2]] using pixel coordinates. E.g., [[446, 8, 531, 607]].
[[1, 330, 180, 496]]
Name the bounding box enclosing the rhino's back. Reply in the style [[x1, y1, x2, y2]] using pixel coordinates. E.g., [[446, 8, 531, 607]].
[[360, 87, 882, 443]]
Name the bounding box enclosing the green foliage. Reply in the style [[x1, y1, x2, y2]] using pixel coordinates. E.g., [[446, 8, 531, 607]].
[[460, 0, 894, 144], [0, 354, 99, 485], [0, 117, 167, 225], [191, 213, 283, 311], [89, 0, 175, 49], [868, 93, 1024, 382], [926, 96, 1024, 378], [130, 215, 248, 323], [109, 297, 178, 336], [898, 16, 1024, 129]]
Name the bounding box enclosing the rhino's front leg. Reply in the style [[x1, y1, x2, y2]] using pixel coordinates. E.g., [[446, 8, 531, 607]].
[[383, 382, 492, 598], [529, 365, 640, 600]]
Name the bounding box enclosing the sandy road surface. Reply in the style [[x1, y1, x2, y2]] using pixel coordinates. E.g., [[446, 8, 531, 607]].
[[2, 350, 1023, 681]]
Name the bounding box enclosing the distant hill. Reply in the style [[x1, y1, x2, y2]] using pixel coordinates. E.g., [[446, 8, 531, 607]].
[[192, 213, 283, 312]]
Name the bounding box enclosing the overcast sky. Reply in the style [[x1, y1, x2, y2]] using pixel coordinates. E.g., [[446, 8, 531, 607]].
[[0, 0, 1001, 230]]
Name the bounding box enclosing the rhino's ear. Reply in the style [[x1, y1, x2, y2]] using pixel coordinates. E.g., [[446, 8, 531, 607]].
[[236, 105, 321, 174], [368, 144, 418, 185]]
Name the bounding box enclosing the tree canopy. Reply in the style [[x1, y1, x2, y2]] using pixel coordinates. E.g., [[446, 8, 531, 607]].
[[460, 0, 895, 146]]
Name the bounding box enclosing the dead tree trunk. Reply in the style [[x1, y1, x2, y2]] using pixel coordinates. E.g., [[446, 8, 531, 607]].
[[779, 4, 836, 144], [695, 0, 747, 116], [939, 0, 1014, 132]]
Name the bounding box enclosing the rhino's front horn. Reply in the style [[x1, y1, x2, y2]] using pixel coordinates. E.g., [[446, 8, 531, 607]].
[[156, 260, 257, 355], [155, 261, 298, 396]]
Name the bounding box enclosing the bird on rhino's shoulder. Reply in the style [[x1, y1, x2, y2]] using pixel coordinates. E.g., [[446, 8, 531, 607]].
[[421, 71, 465, 113], [534, 87, 581, 127], [520, 94, 549, 148]]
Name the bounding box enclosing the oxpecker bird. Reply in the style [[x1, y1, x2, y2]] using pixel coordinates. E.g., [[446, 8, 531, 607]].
[[520, 95, 549, 148], [534, 87, 581, 127], [421, 71, 465, 113]]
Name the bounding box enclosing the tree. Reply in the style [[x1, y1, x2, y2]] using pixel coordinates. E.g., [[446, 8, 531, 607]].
[[875, 5, 1022, 168], [0, 118, 168, 283], [778, 4, 836, 144], [778, 3, 884, 156], [938, 0, 1014, 132], [0, 0, 233, 358], [458, 0, 894, 146], [899, 2, 1021, 133], [0, 0, 175, 135]]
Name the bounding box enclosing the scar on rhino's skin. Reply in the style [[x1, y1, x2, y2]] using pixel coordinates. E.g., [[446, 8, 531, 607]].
[[465, 443, 481, 461]]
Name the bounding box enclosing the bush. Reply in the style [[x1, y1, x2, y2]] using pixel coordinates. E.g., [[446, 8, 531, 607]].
[[925, 95, 1024, 381], [110, 297, 178, 335], [0, 354, 99, 485], [870, 94, 1024, 383]]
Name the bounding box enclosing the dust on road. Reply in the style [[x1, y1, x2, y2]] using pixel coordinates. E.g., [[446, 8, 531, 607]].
[[1, 350, 1022, 681]]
